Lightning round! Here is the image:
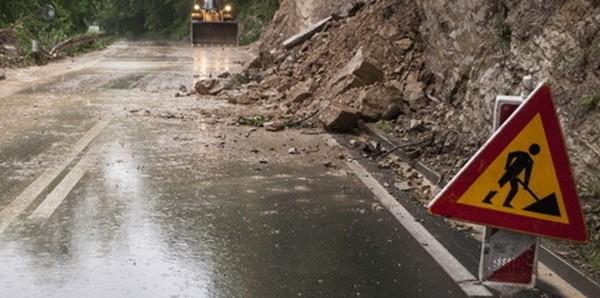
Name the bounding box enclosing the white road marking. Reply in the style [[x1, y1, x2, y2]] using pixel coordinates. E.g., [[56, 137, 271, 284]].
[[345, 160, 493, 297], [0, 117, 111, 234], [538, 263, 585, 297], [29, 156, 88, 221]]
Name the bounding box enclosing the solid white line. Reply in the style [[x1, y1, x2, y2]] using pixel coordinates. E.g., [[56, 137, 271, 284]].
[[345, 160, 493, 297], [0, 117, 111, 234], [28, 157, 88, 221]]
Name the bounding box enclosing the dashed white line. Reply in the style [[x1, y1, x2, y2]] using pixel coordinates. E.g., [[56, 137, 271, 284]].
[[0, 117, 111, 234]]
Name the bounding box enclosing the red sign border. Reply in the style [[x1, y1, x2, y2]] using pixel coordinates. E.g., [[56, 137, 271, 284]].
[[428, 84, 588, 242]]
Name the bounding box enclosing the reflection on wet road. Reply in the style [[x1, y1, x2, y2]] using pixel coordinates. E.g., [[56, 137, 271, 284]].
[[0, 42, 465, 297]]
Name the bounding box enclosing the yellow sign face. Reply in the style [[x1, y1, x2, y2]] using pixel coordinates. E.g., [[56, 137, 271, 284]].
[[457, 114, 568, 224]]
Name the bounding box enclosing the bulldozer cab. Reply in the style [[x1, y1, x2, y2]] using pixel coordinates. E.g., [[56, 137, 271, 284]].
[[191, 0, 238, 45]]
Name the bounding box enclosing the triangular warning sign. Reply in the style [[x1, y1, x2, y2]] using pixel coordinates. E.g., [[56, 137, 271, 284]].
[[428, 84, 588, 242]]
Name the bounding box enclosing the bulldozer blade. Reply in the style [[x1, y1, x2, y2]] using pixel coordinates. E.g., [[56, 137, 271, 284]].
[[523, 193, 561, 217], [192, 21, 239, 46]]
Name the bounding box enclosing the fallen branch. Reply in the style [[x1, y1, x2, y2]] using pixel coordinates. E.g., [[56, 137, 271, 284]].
[[49, 33, 104, 57]]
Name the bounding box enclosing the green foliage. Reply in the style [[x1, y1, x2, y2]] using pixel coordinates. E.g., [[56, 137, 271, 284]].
[[233, 0, 278, 45], [1, 0, 278, 45], [579, 95, 600, 112], [376, 121, 394, 134], [238, 115, 271, 127], [497, 22, 512, 46]]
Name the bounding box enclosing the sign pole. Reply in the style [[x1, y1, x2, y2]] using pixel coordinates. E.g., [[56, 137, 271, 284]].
[[480, 96, 538, 294]]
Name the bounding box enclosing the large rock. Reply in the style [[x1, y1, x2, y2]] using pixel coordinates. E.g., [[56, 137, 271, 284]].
[[282, 16, 333, 50], [209, 80, 225, 95], [286, 79, 314, 103], [403, 72, 428, 110], [195, 79, 216, 95], [331, 47, 384, 91], [319, 104, 360, 132], [359, 85, 404, 121]]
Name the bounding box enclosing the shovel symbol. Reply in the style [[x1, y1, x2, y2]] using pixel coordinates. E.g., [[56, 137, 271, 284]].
[[482, 179, 560, 217]]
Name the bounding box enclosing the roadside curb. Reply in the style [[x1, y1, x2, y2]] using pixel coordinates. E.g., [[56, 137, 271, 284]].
[[358, 123, 600, 298]]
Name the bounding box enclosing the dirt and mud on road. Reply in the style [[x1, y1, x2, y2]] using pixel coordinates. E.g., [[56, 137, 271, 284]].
[[0, 40, 493, 297], [184, 0, 600, 285]]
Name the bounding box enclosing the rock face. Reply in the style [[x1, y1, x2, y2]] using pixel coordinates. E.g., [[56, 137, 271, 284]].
[[418, 0, 600, 188]]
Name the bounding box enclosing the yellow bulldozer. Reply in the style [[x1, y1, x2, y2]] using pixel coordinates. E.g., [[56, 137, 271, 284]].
[[191, 0, 239, 45]]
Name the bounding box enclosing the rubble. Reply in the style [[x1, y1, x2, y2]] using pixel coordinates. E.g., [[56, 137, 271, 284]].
[[319, 104, 360, 132], [331, 47, 384, 89], [359, 85, 404, 120], [286, 79, 314, 103]]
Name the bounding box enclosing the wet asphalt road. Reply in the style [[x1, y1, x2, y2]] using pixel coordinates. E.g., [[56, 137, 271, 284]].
[[0, 42, 467, 297]]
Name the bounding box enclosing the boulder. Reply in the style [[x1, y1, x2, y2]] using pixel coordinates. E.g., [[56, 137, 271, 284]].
[[332, 47, 383, 89], [359, 85, 404, 121], [218, 71, 231, 79], [264, 120, 286, 132], [209, 81, 225, 95], [403, 72, 428, 109], [319, 104, 360, 132], [223, 90, 259, 105], [286, 79, 314, 103], [282, 16, 333, 50], [195, 79, 216, 95]]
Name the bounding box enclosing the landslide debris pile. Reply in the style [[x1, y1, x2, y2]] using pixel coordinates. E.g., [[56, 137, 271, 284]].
[[191, 0, 600, 279], [194, 0, 474, 174]]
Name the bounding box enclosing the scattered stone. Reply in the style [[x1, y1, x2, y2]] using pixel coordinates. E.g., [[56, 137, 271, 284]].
[[195, 79, 216, 95], [394, 38, 413, 51], [218, 71, 231, 79], [264, 120, 286, 132], [522, 75, 534, 91], [259, 160, 268, 164], [319, 104, 360, 132], [395, 182, 414, 192], [322, 160, 333, 168], [288, 147, 299, 155], [282, 16, 333, 50], [0, 72, 5, 81]]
